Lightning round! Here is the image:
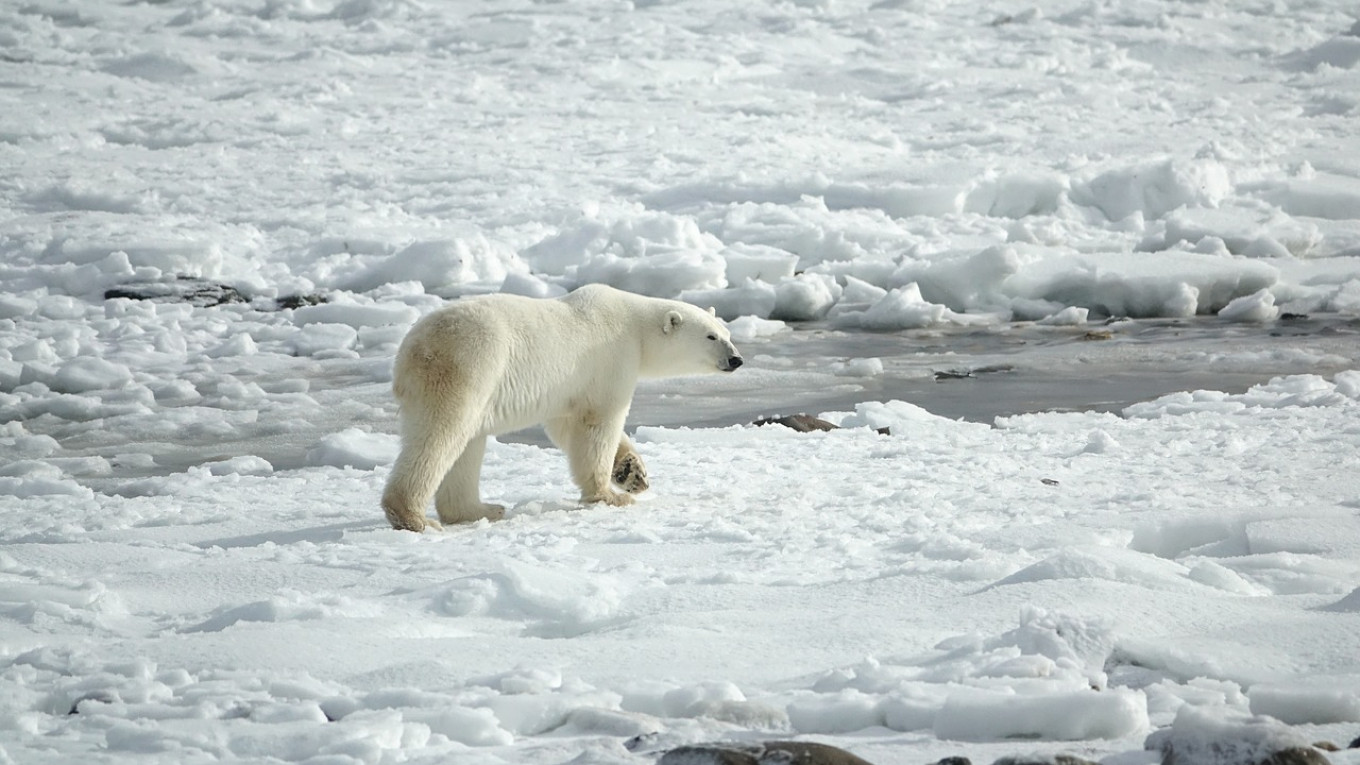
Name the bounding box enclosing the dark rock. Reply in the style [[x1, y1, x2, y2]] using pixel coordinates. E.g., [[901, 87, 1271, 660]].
[[934, 758, 972, 765], [1041, 478, 1060, 486], [934, 364, 1013, 380], [104, 277, 247, 308], [1350, 735, 1360, 749], [625, 732, 661, 752], [1257, 748, 1332, 765], [67, 690, 118, 714], [658, 741, 876, 765], [1279, 313, 1308, 321], [1083, 330, 1113, 341], [659, 745, 754, 765], [276, 293, 329, 310], [105, 278, 331, 311], [753, 414, 839, 433], [993, 756, 1099, 765]]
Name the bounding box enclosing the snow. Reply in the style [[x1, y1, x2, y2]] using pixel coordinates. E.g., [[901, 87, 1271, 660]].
[[3, 0, 1360, 763]]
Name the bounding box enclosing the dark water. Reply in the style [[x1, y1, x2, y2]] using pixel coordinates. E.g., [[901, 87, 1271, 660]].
[[621, 314, 1360, 431], [54, 314, 1360, 478]]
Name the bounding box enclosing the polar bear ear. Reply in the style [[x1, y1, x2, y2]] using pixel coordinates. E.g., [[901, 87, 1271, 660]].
[[663, 310, 684, 334], [707, 306, 716, 317]]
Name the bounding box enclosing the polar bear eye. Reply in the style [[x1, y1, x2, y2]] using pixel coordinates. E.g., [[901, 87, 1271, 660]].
[[706, 333, 717, 341]]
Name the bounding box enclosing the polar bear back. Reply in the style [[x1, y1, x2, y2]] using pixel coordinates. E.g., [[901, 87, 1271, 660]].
[[393, 287, 649, 435]]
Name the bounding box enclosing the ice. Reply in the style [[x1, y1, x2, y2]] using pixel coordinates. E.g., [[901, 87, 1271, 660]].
[[682, 279, 777, 321], [933, 688, 1148, 742], [1282, 34, 1360, 72], [722, 244, 799, 285], [48, 358, 135, 394], [291, 302, 420, 330], [1071, 159, 1232, 223], [725, 316, 787, 343], [844, 283, 956, 330], [4, 0, 1360, 763], [1036, 306, 1089, 326], [305, 428, 398, 470], [1248, 679, 1360, 725], [1217, 289, 1280, 323], [1143, 706, 1313, 765], [341, 238, 528, 295], [772, 273, 841, 322]]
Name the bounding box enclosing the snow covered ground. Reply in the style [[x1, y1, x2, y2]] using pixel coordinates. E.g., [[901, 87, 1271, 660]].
[[3, 0, 1360, 763]]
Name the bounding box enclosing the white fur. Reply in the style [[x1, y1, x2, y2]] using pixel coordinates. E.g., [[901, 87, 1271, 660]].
[[381, 284, 742, 531]]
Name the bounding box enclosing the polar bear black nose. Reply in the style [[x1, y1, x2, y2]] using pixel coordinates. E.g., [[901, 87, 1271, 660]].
[[726, 356, 744, 370]]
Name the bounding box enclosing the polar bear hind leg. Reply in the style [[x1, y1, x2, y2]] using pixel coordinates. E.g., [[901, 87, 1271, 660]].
[[382, 387, 487, 531], [434, 434, 506, 524]]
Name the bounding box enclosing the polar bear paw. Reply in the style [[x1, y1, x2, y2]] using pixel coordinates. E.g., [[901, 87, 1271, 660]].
[[612, 452, 650, 495], [584, 490, 635, 507], [437, 503, 506, 525], [385, 511, 444, 533]]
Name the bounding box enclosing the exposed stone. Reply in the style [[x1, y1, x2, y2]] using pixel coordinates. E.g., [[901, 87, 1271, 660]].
[[933, 757, 972, 765], [105, 278, 248, 308], [1256, 748, 1332, 765], [276, 292, 329, 310], [935, 364, 1014, 380], [658, 741, 875, 765], [993, 756, 1099, 765], [105, 277, 329, 311], [752, 414, 839, 433]]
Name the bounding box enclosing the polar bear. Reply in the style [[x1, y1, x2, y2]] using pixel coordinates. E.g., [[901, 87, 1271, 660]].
[[381, 284, 744, 532]]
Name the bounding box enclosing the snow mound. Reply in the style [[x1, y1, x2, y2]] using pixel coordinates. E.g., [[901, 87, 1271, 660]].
[[1144, 705, 1314, 765], [341, 237, 529, 294], [1248, 677, 1360, 724], [1125, 372, 1360, 418], [305, 428, 398, 469], [1072, 158, 1231, 222], [934, 687, 1147, 742]]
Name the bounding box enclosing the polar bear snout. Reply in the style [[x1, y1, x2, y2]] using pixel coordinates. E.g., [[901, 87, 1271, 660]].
[[722, 355, 744, 372]]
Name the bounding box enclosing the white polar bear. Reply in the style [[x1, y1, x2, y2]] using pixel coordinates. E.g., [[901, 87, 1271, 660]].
[[381, 283, 744, 532]]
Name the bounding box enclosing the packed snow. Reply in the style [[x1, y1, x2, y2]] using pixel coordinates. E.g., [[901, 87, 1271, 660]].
[[2, 0, 1360, 763]]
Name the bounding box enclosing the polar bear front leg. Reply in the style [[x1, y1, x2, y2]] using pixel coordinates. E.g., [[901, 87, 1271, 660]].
[[547, 414, 634, 507], [434, 434, 506, 524], [612, 436, 649, 495]]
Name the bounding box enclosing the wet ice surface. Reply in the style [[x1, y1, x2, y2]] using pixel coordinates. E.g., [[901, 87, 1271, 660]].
[[33, 316, 1360, 471], [628, 314, 1360, 428]]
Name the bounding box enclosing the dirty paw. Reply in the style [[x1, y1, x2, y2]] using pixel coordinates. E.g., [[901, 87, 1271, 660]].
[[612, 452, 650, 494]]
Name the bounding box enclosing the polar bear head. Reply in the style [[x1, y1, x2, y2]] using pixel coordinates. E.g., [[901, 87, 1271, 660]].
[[644, 302, 743, 378]]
